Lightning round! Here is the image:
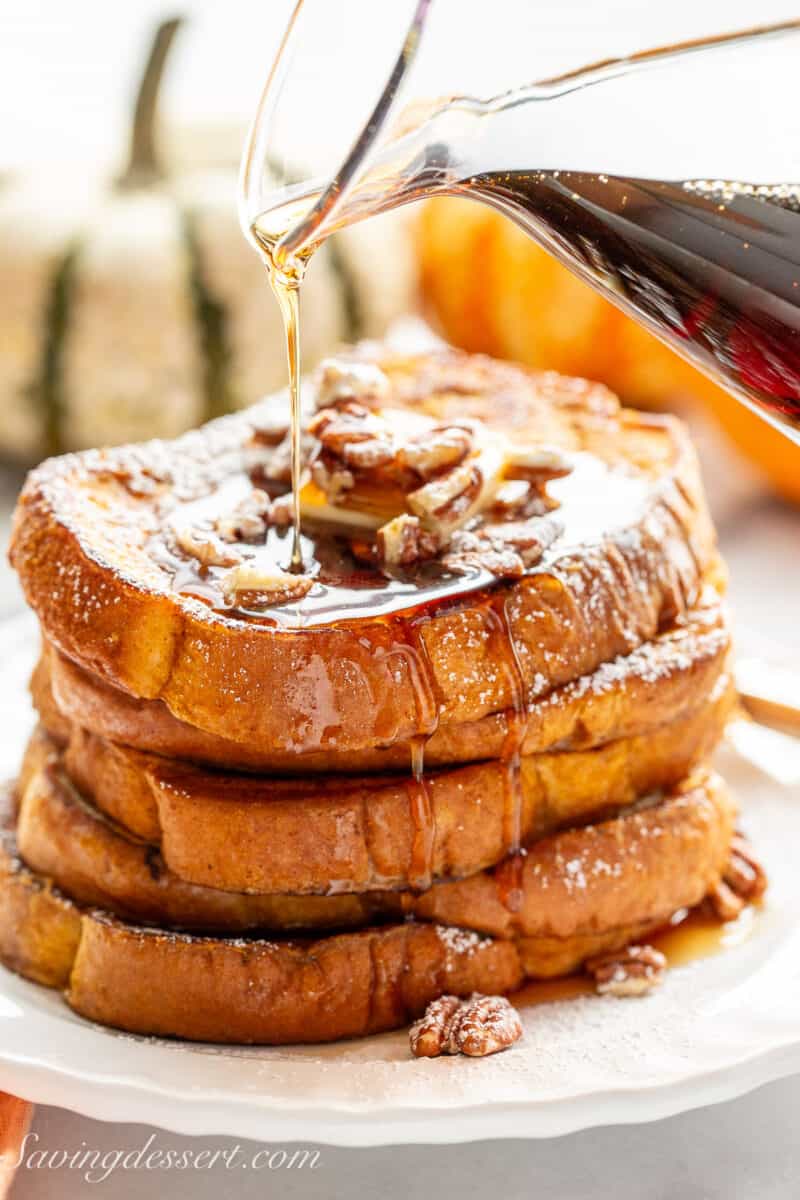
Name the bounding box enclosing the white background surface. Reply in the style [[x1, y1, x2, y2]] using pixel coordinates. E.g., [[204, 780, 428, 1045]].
[[1, 0, 800, 1194]]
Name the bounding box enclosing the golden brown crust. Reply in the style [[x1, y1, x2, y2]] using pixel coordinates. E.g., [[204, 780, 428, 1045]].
[[38, 591, 731, 772], [66, 919, 521, 1044], [17, 749, 404, 932], [14, 756, 734, 944], [27, 667, 732, 895], [0, 822, 81, 990], [11, 349, 716, 756], [0, 774, 737, 1042], [515, 921, 663, 979], [411, 772, 737, 941]]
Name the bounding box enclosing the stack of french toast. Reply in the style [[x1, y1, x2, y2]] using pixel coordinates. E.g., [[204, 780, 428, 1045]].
[[3, 347, 764, 1045]]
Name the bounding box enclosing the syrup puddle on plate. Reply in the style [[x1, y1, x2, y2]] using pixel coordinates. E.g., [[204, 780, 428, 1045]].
[[512, 903, 759, 1009]]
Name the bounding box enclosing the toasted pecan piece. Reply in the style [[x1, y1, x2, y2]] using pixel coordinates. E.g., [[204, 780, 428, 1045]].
[[585, 943, 667, 997], [215, 489, 271, 542], [315, 356, 391, 409], [220, 560, 313, 608], [171, 525, 242, 569], [400, 426, 473, 479], [376, 514, 440, 567], [410, 993, 522, 1058], [708, 831, 768, 920]]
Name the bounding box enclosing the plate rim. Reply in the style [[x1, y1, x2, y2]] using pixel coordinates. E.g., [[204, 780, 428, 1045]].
[[1, 1006, 800, 1144]]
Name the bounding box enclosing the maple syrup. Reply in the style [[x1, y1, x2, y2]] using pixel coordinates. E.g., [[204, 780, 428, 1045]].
[[461, 171, 800, 434], [250, 197, 317, 572], [163, 452, 649, 627], [653, 901, 758, 965], [486, 596, 530, 913], [512, 904, 760, 1009], [400, 627, 440, 892], [407, 736, 436, 892]]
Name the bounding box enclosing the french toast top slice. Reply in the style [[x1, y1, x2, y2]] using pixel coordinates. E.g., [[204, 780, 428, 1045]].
[[10, 348, 716, 755]]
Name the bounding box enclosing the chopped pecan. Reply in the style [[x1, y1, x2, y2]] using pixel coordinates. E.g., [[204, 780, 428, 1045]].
[[250, 407, 289, 446], [585, 944, 667, 997], [309, 404, 399, 496], [479, 516, 563, 567], [215, 489, 271, 543], [258, 439, 293, 485], [400, 426, 472, 479], [409, 995, 462, 1058], [308, 404, 383, 450], [316, 357, 391, 410], [490, 483, 560, 520], [340, 437, 396, 471], [221, 560, 313, 607], [491, 480, 535, 516], [409, 993, 522, 1059], [310, 459, 356, 504], [376, 514, 440, 567], [505, 443, 572, 482], [709, 832, 767, 920], [172, 525, 242, 569], [408, 461, 483, 530], [267, 494, 294, 528], [444, 516, 562, 580], [443, 530, 525, 580]]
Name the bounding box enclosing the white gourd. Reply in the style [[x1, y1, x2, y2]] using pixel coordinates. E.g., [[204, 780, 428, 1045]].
[[0, 21, 418, 463]]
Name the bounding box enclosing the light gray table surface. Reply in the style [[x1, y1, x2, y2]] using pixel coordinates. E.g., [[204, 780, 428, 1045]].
[[1, 429, 798, 1198]]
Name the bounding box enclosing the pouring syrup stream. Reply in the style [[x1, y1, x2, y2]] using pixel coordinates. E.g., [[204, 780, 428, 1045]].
[[250, 197, 316, 571]]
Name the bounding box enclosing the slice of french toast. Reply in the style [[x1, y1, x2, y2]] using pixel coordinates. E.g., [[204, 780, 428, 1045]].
[[14, 754, 735, 944], [25, 658, 732, 897], [0, 775, 736, 1042], [35, 587, 731, 772], [10, 348, 717, 757]]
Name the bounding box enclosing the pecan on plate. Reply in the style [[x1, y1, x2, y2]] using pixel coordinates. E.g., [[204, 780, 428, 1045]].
[[708, 831, 768, 921], [410, 993, 523, 1059], [585, 943, 667, 997]]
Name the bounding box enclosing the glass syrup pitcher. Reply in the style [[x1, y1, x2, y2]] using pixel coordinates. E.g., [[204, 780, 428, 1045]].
[[240, 2, 800, 468]]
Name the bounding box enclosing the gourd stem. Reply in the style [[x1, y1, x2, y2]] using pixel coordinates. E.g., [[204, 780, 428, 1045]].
[[117, 17, 183, 189]]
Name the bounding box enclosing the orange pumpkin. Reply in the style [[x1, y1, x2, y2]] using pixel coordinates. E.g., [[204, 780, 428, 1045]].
[[418, 197, 800, 505]]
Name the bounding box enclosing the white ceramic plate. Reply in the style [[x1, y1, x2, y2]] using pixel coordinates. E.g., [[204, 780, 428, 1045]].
[[0, 612, 799, 1146]]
